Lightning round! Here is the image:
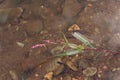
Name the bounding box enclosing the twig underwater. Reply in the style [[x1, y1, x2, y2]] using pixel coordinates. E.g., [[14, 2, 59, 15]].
[[31, 32, 119, 57], [54, 32, 119, 57], [54, 32, 93, 56]]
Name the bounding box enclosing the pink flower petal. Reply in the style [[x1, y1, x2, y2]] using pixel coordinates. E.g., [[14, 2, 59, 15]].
[[31, 43, 46, 48], [43, 40, 56, 44]]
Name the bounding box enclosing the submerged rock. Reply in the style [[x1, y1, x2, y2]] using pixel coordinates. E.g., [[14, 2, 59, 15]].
[[26, 57, 64, 80], [42, 57, 64, 76], [21, 20, 43, 35], [83, 67, 97, 77], [62, 0, 82, 18], [108, 33, 120, 51], [0, 7, 23, 24]]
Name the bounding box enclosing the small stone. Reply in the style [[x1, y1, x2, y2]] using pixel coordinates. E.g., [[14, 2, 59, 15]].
[[66, 61, 78, 71], [62, 0, 82, 18], [84, 77, 88, 80], [108, 33, 120, 51], [53, 64, 64, 76], [89, 16, 93, 19], [83, 67, 97, 77], [72, 78, 78, 80], [9, 70, 18, 80], [0, 7, 23, 23], [116, 67, 120, 71], [95, 28, 100, 33], [16, 42, 24, 48], [22, 5, 53, 20], [35, 73, 39, 77], [112, 68, 117, 72], [21, 20, 43, 35], [9, 7, 23, 19], [68, 24, 80, 31], [97, 68, 102, 74], [44, 57, 64, 76], [97, 74, 101, 78], [63, 75, 72, 80], [44, 16, 66, 32], [103, 65, 107, 69], [44, 72, 53, 80]]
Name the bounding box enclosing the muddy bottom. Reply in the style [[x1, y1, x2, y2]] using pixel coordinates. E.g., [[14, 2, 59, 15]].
[[0, 0, 120, 80]]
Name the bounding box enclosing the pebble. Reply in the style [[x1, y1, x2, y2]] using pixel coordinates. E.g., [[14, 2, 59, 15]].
[[43, 57, 64, 76], [63, 75, 72, 80], [108, 33, 120, 51], [16, 42, 24, 48], [21, 20, 43, 35], [66, 61, 78, 71], [62, 0, 82, 18], [9, 70, 18, 80], [35, 73, 39, 77], [0, 7, 23, 24], [83, 67, 97, 77], [44, 72, 53, 80], [68, 24, 80, 32]]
